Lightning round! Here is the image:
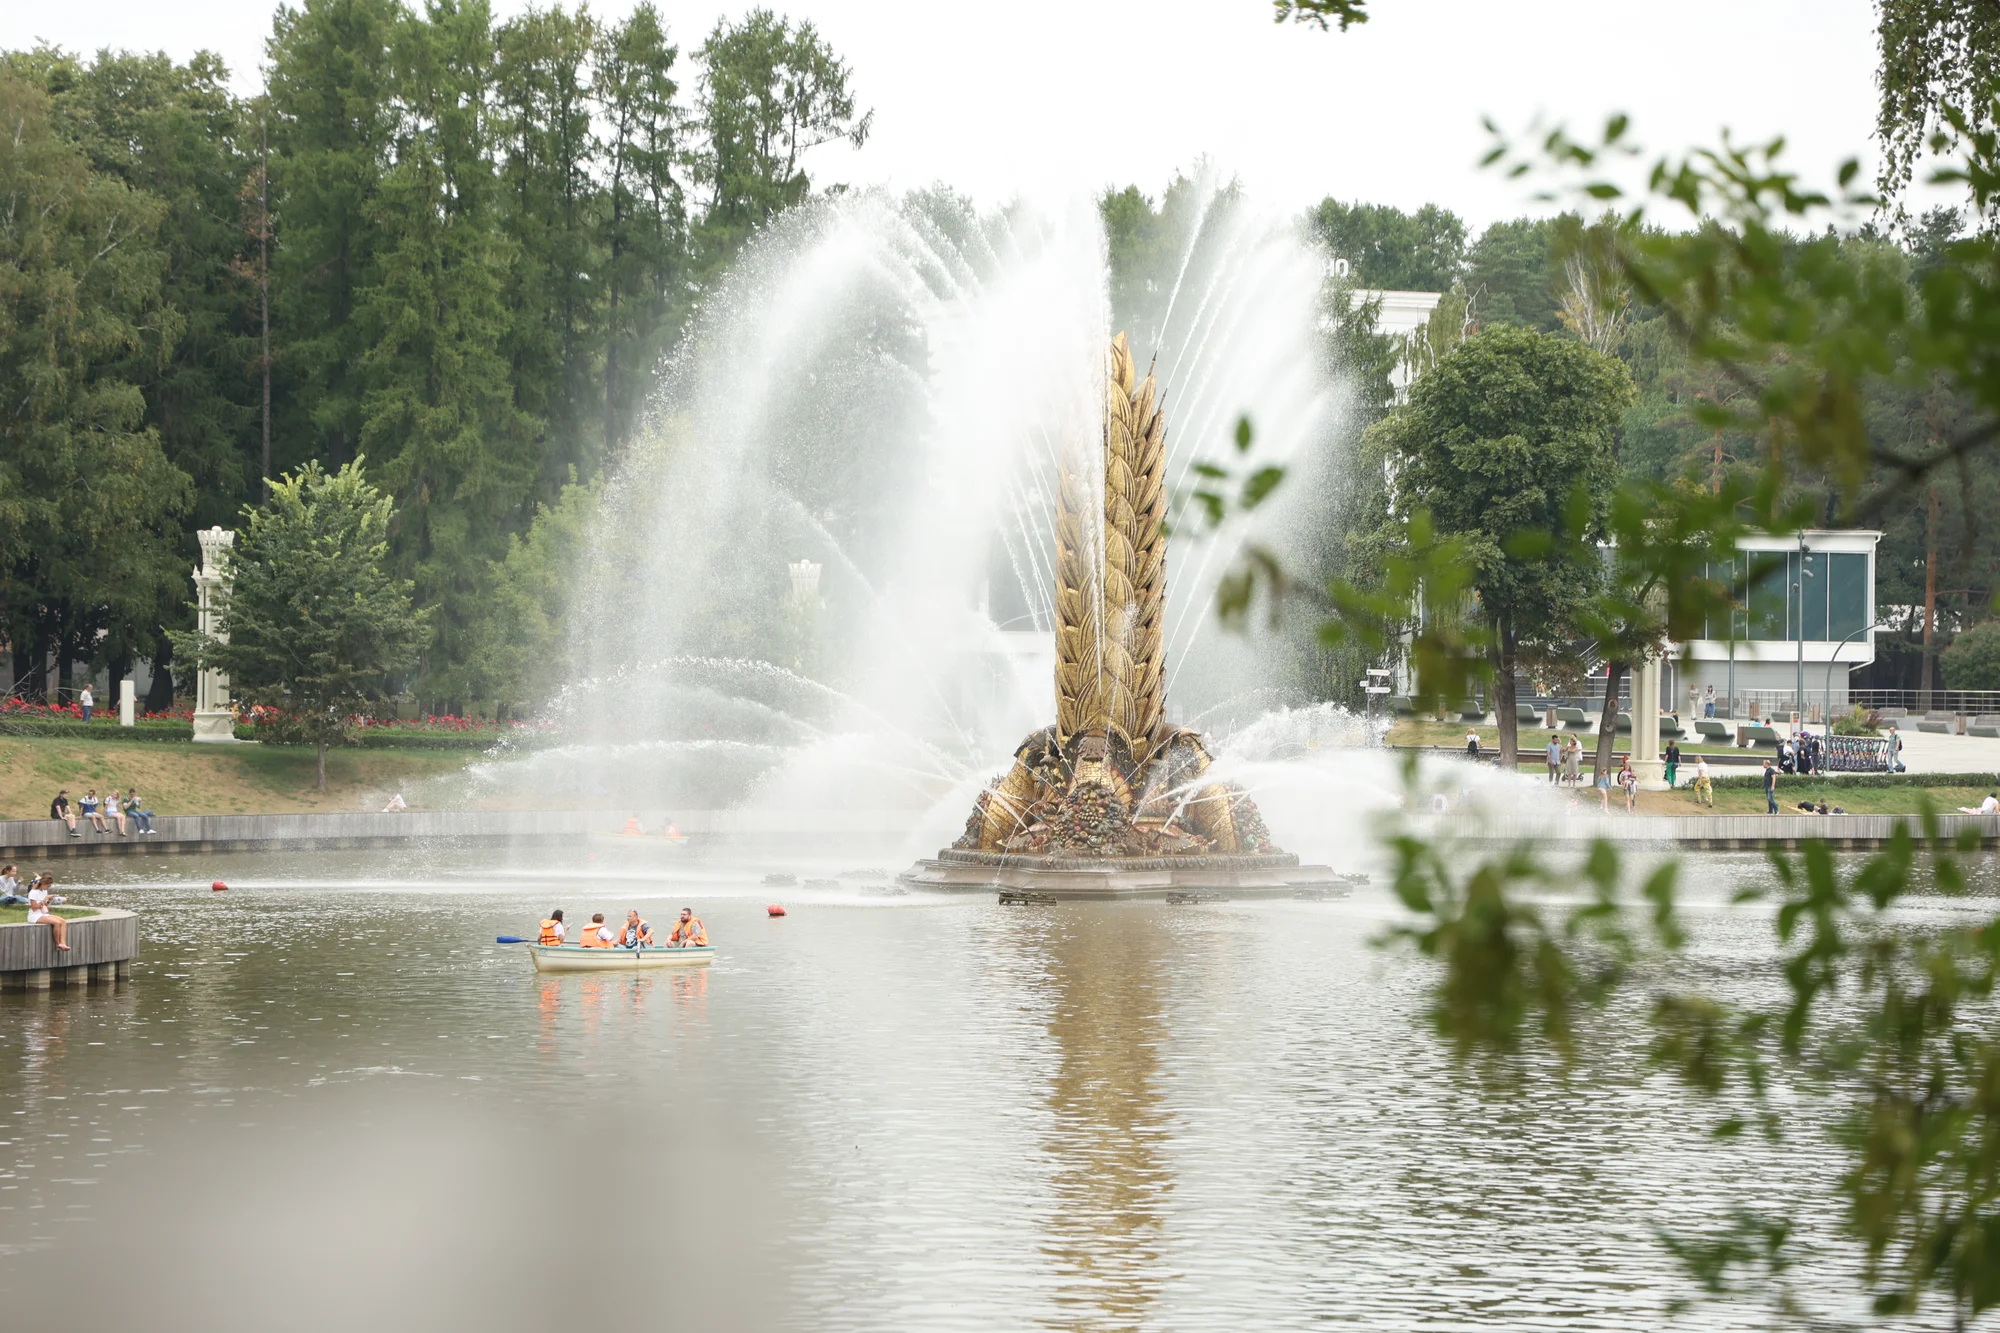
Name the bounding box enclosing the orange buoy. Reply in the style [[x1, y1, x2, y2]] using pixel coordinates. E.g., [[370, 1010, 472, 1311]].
[[767, 904, 786, 917], [211, 880, 228, 892]]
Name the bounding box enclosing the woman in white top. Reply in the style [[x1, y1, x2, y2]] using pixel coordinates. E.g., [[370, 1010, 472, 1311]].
[[104, 790, 127, 835], [26, 875, 69, 951], [0, 863, 21, 905]]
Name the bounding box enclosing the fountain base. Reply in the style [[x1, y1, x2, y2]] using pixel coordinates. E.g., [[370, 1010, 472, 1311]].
[[898, 848, 1355, 900]]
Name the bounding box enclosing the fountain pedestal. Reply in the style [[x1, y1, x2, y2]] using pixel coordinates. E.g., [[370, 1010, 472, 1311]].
[[900, 849, 1350, 900]]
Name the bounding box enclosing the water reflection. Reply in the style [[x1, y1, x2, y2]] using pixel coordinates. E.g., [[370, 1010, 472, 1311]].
[[1023, 907, 1172, 1330]]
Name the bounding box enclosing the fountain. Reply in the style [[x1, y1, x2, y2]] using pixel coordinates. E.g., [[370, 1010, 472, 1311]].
[[900, 333, 1343, 899]]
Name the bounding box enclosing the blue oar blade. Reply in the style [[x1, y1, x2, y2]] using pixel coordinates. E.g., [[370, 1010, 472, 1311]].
[[496, 935, 528, 944]]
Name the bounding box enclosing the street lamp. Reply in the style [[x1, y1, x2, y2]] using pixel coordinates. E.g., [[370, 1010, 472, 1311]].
[[1824, 620, 1888, 727], [1793, 535, 1814, 732]]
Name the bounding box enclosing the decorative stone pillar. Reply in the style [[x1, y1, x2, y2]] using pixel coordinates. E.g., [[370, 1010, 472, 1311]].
[[1630, 653, 1667, 790], [192, 526, 239, 743]]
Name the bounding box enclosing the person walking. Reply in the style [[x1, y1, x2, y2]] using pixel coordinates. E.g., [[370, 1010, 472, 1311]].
[[1693, 755, 1714, 808], [1763, 759, 1779, 814], [1546, 734, 1561, 784], [1887, 722, 1904, 772], [1563, 734, 1581, 787], [1619, 756, 1639, 812], [79, 684, 94, 723], [1663, 740, 1681, 789]]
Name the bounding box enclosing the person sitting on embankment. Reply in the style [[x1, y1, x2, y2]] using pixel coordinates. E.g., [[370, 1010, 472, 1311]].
[[49, 789, 78, 838], [1959, 792, 2000, 816], [0, 864, 24, 906], [27, 875, 69, 952]]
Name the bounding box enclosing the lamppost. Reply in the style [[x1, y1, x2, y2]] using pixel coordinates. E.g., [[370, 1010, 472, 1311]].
[[1824, 620, 1887, 725], [1793, 535, 1814, 733]]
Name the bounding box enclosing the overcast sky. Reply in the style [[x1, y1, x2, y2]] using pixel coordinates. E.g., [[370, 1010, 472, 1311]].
[[2, 0, 1883, 227]]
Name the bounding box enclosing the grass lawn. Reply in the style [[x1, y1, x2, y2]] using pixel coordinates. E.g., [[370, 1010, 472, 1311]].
[[0, 905, 100, 924], [1391, 717, 1753, 756], [0, 735, 486, 820]]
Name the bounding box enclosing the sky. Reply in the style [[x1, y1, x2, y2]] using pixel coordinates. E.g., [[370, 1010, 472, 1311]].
[[1, 0, 1885, 227]]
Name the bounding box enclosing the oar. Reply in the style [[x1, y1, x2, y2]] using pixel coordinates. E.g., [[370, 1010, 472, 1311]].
[[496, 935, 530, 944]]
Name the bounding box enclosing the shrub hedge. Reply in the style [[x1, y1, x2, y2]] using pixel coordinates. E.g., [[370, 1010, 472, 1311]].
[[1706, 771, 2000, 790], [0, 717, 507, 750]]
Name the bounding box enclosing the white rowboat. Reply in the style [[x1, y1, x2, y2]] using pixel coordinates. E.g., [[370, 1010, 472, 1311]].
[[528, 943, 714, 972]]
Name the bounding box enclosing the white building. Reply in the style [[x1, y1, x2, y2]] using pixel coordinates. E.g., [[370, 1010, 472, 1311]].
[[1663, 528, 1882, 719]]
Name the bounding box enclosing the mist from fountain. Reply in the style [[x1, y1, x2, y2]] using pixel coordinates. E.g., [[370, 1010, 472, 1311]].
[[474, 177, 1397, 860]]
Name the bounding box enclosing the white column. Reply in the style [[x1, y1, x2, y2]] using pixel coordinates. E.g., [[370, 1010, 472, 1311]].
[[1630, 654, 1667, 790], [191, 526, 238, 743], [119, 679, 135, 727]]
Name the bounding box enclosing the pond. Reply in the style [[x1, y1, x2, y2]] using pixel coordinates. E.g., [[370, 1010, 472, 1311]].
[[0, 842, 1971, 1330]]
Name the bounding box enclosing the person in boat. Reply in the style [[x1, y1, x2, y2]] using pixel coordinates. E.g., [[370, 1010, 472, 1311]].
[[27, 874, 70, 952], [619, 910, 654, 948], [620, 815, 645, 836], [580, 912, 617, 948], [668, 908, 707, 948], [537, 909, 567, 945]]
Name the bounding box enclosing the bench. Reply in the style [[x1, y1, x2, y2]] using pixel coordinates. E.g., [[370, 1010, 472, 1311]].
[[1972, 714, 2000, 739], [1877, 707, 1908, 719], [1742, 725, 1781, 747], [1695, 719, 1732, 742], [1516, 703, 1544, 725], [1555, 707, 1592, 731], [1458, 702, 1488, 722], [1388, 696, 1415, 716], [1659, 716, 1685, 738], [1613, 712, 1633, 733], [1918, 719, 1954, 734]]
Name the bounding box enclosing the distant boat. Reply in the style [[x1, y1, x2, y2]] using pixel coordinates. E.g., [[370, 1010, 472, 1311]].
[[528, 943, 713, 972]]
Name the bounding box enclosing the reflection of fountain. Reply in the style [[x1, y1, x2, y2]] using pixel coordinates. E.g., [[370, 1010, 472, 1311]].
[[903, 337, 1340, 898], [1027, 907, 1172, 1328]]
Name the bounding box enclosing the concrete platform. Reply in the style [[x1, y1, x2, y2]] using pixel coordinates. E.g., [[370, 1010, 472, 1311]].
[[0, 907, 138, 989], [900, 848, 1356, 899]]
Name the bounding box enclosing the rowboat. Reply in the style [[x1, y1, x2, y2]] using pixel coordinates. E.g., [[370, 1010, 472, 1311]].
[[528, 943, 714, 972]]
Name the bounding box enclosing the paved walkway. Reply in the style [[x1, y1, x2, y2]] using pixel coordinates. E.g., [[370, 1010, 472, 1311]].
[[1884, 728, 2000, 775]]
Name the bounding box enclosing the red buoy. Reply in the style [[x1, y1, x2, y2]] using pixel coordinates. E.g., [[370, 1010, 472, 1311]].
[[211, 880, 228, 892], [767, 904, 786, 917]]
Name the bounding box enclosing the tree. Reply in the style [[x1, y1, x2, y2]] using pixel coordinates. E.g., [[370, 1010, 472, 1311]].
[[360, 0, 539, 706], [1373, 324, 1632, 768], [594, 3, 684, 456], [1465, 216, 1562, 332], [173, 459, 426, 787], [0, 69, 192, 701], [1308, 198, 1467, 291], [1874, 0, 2000, 206], [1941, 617, 2000, 691], [266, 0, 402, 472], [693, 8, 870, 270]]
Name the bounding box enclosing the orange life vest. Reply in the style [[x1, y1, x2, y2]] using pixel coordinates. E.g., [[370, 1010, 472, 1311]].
[[537, 919, 564, 945], [670, 917, 707, 947], [581, 921, 614, 948], [621, 920, 652, 947]]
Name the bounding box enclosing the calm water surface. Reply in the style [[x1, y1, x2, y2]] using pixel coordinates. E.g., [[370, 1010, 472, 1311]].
[[0, 842, 1980, 1330]]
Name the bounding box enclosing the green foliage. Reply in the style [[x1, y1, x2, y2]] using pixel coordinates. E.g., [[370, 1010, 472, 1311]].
[[1373, 324, 1632, 759], [1465, 216, 1562, 332], [693, 8, 870, 270], [471, 478, 599, 708], [1942, 618, 2000, 690], [1874, 0, 2000, 204], [1308, 199, 1467, 291], [1834, 705, 1883, 736], [171, 459, 427, 785], [1272, 0, 1369, 30], [0, 68, 192, 698]]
